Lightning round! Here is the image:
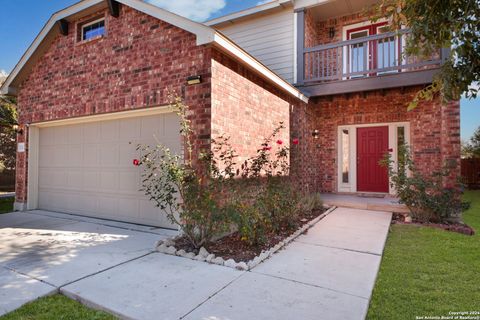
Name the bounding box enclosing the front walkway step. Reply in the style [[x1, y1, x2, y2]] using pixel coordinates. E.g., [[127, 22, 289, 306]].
[[321, 193, 409, 213]]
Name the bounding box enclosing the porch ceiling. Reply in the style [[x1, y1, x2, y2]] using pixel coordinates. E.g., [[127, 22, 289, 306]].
[[307, 0, 378, 22]]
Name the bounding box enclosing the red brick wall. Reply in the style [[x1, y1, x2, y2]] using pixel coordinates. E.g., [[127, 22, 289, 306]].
[[211, 49, 303, 176], [297, 87, 461, 193], [15, 5, 213, 204]]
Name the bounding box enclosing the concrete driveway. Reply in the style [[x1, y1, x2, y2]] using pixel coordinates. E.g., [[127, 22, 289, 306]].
[[0, 210, 176, 316], [1, 207, 392, 319]]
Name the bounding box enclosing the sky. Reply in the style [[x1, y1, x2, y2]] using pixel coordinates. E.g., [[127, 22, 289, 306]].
[[0, 0, 478, 140]]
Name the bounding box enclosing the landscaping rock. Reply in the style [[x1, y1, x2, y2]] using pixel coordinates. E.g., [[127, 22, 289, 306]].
[[165, 246, 177, 255], [235, 262, 248, 271], [259, 251, 269, 261], [198, 247, 209, 258], [163, 239, 175, 247], [212, 257, 224, 265], [176, 249, 186, 257], [157, 243, 168, 253], [194, 254, 206, 262], [185, 252, 196, 259], [247, 260, 257, 269], [205, 254, 215, 263], [224, 259, 237, 268], [405, 216, 413, 223]]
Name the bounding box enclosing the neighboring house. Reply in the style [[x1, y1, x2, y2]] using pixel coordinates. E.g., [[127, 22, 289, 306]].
[[0, 0, 459, 228]]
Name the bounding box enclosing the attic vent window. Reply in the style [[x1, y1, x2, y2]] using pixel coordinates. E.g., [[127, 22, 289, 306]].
[[81, 19, 105, 41]]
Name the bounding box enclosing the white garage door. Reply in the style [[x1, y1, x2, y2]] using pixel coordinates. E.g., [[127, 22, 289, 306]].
[[37, 112, 181, 229]]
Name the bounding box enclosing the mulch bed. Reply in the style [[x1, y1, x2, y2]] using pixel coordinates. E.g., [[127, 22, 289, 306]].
[[174, 207, 326, 262], [391, 212, 475, 236]]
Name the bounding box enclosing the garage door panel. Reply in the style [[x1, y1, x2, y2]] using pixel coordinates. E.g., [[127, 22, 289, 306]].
[[82, 171, 100, 190], [39, 146, 56, 166], [119, 143, 138, 167], [100, 145, 120, 167], [38, 112, 180, 228], [66, 170, 83, 189], [119, 118, 141, 140], [84, 123, 101, 143], [100, 121, 119, 142], [164, 113, 180, 134], [97, 196, 118, 217], [67, 145, 83, 167], [54, 126, 69, 145], [118, 198, 140, 218], [83, 145, 100, 166], [118, 171, 140, 192], [140, 116, 163, 140], [67, 125, 84, 144]]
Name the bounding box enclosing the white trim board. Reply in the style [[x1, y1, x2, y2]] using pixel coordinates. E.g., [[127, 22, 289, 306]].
[[336, 121, 410, 195]]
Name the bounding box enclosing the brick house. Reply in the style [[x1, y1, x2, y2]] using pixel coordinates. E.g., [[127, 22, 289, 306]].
[[0, 0, 460, 228]]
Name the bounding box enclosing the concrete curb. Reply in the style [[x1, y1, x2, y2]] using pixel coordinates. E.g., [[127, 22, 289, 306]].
[[156, 206, 337, 271]]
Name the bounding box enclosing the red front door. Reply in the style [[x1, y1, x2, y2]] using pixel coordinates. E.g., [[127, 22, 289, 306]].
[[357, 126, 389, 193]]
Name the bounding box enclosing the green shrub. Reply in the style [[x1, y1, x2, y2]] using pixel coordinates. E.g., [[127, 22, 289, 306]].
[[300, 192, 324, 213], [381, 144, 469, 223], [139, 95, 311, 249], [138, 95, 234, 249]]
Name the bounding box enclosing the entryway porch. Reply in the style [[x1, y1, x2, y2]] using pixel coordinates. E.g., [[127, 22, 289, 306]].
[[321, 193, 409, 213]]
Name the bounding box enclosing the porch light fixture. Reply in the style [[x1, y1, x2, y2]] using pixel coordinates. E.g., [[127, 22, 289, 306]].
[[329, 27, 335, 39], [312, 129, 319, 139], [12, 124, 23, 135], [186, 75, 202, 85]]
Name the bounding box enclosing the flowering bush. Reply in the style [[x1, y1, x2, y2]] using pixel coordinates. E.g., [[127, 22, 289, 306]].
[[137, 95, 234, 249], [138, 95, 307, 249], [381, 144, 469, 223]]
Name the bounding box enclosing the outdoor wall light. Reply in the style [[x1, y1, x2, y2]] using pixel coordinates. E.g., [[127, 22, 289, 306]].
[[329, 27, 335, 39], [186, 75, 202, 85], [12, 124, 23, 135], [312, 129, 319, 139]]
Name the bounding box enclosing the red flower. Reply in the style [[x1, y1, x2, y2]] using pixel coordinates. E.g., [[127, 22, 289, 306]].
[[292, 138, 299, 145], [133, 159, 140, 166], [276, 139, 283, 145], [263, 146, 272, 151]]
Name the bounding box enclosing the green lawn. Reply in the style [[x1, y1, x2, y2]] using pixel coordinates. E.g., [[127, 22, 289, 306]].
[[0, 197, 14, 214], [367, 190, 480, 319], [0, 295, 116, 320]]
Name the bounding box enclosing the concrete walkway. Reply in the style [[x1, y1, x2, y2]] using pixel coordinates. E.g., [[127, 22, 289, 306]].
[[0, 210, 176, 316], [60, 207, 392, 320]]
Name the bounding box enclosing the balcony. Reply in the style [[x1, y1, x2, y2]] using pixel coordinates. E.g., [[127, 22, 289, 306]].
[[295, 10, 448, 96]]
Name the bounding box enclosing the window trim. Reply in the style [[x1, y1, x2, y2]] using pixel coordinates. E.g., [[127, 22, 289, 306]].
[[80, 17, 106, 42]]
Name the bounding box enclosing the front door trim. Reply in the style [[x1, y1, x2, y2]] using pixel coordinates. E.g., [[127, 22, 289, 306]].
[[337, 121, 410, 195]]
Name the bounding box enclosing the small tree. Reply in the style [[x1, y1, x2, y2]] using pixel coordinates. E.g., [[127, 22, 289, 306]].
[[462, 126, 480, 159], [0, 95, 17, 173], [370, 0, 480, 109]]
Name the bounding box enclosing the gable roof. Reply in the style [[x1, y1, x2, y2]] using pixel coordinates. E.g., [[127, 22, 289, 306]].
[[0, 0, 308, 103], [205, 0, 292, 27]]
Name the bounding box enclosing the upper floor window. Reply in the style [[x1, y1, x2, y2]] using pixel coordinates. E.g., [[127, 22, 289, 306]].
[[81, 19, 105, 41]]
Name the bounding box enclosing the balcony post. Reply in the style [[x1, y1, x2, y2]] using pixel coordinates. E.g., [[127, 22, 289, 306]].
[[295, 8, 305, 86], [440, 47, 451, 64]]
